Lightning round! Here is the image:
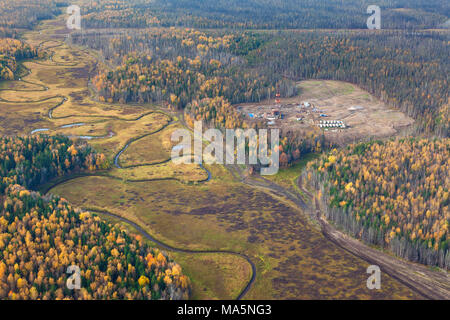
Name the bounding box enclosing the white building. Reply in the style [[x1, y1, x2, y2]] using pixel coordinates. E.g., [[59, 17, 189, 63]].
[[318, 119, 347, 129]]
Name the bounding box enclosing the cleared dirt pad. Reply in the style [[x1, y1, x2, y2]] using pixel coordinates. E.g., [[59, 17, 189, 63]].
[[239, 80, 414, 145]]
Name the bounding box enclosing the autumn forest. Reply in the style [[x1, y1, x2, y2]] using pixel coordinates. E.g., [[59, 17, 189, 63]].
[[0, 0, 448, 301]]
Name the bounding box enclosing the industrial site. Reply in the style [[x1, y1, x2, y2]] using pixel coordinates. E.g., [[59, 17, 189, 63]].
[[237, 80, 415, 145]]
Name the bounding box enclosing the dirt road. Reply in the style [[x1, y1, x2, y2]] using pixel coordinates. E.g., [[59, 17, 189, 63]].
[[227, 164, 449, 300]]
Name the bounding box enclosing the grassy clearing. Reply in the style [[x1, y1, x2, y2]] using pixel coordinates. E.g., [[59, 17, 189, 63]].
[[297, 80, 355, 100], [50, 176, 254, 252], [50, 173, 422, 300], [99, 213, 252, 300], [109, 160, 208, 183], [171, 252, 252, 300], [90, 112, 171, 157], [120, 122, 183, 167], [0, 99, 53, 135], [265, 153, 319, 199], [0, 79, 45, 91]]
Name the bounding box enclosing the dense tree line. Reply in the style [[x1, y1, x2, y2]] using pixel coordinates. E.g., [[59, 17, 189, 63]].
[[0, 0, 61, 78], [71, 27, 263, 67], [305, 138, 449, 269], [81, 0, 449, 30], [0, 38, 37, 80], [92, 53, 287, 107], [0, 0, 61, 37], [0, 185, 189, 299], [0, 136, 190, 299], [0, 135, 107, 191], [84, 28, 295, 114], [279, 129, 326, 167], [185, 96, 248, 130], [83, 29, 304, 164]]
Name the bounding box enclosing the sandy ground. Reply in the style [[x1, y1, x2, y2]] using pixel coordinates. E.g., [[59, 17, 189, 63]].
[[238, 80, 414, 145]]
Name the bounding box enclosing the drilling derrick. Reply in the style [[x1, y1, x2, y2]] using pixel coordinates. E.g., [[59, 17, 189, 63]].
[[275, 91, 281, 106]]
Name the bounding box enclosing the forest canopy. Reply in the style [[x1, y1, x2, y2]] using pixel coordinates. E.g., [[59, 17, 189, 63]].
[[0, 136, 190, 299], [81, 0, 449, 30], [306, 138, 449, 269]]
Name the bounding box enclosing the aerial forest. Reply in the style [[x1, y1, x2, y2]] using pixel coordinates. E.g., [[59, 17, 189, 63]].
[[0, 136, 190, 299]]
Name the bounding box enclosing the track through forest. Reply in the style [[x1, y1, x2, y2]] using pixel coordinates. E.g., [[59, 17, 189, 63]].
[[225, 164, 449, 299]]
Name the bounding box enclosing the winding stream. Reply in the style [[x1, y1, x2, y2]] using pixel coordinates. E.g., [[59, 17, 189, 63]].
[[13, 35, 253, 299]]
